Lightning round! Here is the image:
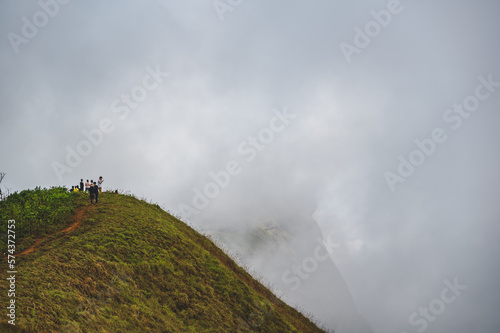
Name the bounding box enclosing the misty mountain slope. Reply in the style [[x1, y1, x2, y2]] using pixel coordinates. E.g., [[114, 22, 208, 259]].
[[0, 189, 324, 332], [206, 212, 374, 333]]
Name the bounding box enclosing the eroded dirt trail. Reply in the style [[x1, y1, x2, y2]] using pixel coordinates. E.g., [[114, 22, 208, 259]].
[[17, 205, 93, 257]]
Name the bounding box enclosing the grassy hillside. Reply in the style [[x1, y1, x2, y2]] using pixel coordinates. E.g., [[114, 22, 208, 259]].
[[0, 188, 324, 332], [0, 187, 79, 254]]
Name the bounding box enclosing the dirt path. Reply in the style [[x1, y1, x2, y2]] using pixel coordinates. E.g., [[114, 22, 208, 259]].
[[60, 207, 86, 234], [16, 205, 92, 257]]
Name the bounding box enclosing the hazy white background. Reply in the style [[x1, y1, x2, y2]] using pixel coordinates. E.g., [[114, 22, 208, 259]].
[[1, 1, 499, 332]]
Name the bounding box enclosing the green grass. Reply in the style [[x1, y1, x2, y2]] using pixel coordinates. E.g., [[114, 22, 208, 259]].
[[0, 189, 324, 332], [0, 187, 81, 254]]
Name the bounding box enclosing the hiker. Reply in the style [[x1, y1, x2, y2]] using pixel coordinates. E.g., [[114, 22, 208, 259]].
[[85, 179, 90, 192], [79, 179, 84, 191], [71, 186, 75, 192], [89, 183, 96, 204], [98, 176, 104, 194], [93, 181, 99, 203], [73, 186, 79, 193]]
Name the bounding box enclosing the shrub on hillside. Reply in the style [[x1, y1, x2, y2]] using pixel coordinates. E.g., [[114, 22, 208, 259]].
[[0, 187, 79, 253]]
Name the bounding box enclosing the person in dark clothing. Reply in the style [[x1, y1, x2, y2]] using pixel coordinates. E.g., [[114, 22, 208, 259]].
[[93, 181, 99, 203], [89, 184, 96, 204], [80, 179, 84, 191]]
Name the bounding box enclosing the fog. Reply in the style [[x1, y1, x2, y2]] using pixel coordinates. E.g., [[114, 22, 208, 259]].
[[1, 1, 500, 332]]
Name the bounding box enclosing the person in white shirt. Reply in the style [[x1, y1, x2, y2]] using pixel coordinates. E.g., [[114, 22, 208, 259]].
[[98, 176, 104, 194]]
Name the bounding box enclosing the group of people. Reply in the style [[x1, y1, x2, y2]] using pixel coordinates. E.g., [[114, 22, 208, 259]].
[[70, 176, 104, 204]]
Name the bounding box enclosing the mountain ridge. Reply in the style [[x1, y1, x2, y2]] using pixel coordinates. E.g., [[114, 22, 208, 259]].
[[0, 188, 325, 332]]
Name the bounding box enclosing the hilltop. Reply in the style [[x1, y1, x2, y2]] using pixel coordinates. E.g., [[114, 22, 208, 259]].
[[0, 188, 325, 332]]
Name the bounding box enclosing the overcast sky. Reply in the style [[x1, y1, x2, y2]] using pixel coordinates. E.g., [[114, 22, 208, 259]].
[[1, 1, 500, 332]]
